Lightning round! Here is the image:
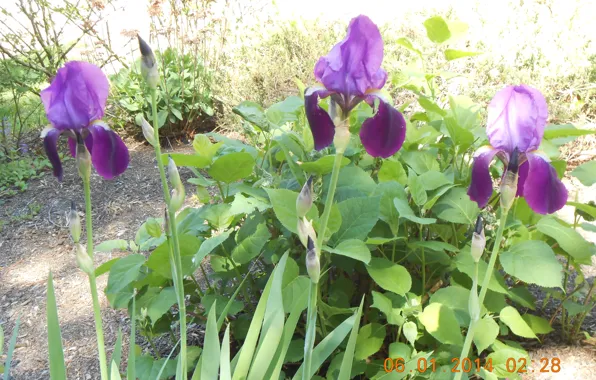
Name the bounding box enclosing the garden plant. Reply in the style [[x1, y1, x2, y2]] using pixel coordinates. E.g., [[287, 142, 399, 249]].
[[0, 8, 595, 380]]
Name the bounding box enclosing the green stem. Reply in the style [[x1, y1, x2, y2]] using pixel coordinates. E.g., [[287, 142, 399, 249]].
[[303, 282, 318, 380], [82, 178, 109, 380], [316, 151, 344, 248], [454, 208, 509, 380], [150, 88, 187, 377]]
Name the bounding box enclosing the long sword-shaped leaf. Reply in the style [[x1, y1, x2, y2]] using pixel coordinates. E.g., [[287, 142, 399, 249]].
[[110, 329, 123, 380], [292, 313, 356, 379], [201, 300, 221, 379], [220, 325, 232, 380], [337, 296, 365, 380], [127, 296, 136, 380], [47, 272, 66, 380], [111, 360, 123, 380], [217, 274, 249, 331], [156, 339, 180, 380], [3, 318, 20, 380]]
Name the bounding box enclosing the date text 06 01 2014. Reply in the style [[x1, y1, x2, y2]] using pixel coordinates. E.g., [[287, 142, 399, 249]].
[[383, 357, 561, 374]]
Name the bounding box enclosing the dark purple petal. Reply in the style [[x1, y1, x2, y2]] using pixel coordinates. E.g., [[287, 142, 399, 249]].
[[314, 15, 386, 98], [521, 153, 568, 214], [40, 61, 109, 130], [41, 127, 63, 181], [359, 99, 405, 158], [516, 160, 529, 197], [305, 87, 335, 150], [88, 122, 129, 179], [486, 85, 548, 153], [467, 147, 500, 208]]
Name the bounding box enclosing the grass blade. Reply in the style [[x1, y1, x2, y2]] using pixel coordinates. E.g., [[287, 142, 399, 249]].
[[220, 325, 232, 380], [127, 296, 136, 380], [201, 300, 221, 379], [337, 296, 365, 380], [47, 272, 66, 380], [3, 317, 20, 380], [110, 329, 123, 380]]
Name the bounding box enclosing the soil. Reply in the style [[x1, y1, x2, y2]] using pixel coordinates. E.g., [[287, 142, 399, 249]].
[[0, 135, 595, 379]]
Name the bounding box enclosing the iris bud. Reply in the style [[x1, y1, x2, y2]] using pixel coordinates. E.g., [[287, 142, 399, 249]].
[[168, 157, 181, 188], [297, 217, 317, 250], [139, 116, 157, 146], [76, 133, 91, 181], [305, 237, 320, 284], [296, 176, 313, 217], [170, 186, 185, 212], [137, 35, 159, 89], [75, 244, 94, 275], [69, 201, 81, 243], [470, 216, 485, 263]]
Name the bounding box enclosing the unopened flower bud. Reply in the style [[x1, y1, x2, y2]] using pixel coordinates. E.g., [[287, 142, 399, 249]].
[[333, 124, 350, 154], [168, 157, 181, 188], [470, 216, 485, 263], [305, 237, 320, 284], [75, 244, 94, 275], [69, 201, 81, 243], [468, 287, 480, 323], [137, 35, 159, 89], [500, 148, 519, 211], [170, 185, 185, 212], [296, 176, 314, 217], [297, 217, 317, 250], [139, 117, 156, 146], [76, 133, 91, 181]]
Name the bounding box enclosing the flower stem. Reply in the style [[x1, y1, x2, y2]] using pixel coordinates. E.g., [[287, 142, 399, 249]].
[[454, 208, 509, 380], [82, 178, 109, 380], [316, 151, 344, 248], [150, 88, 187, 377]]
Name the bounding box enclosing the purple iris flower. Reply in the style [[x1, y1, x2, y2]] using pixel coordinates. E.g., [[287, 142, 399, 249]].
[[468, 85, 568, 214], [304, 15, 406, 158], [40, 61, 129, 181]]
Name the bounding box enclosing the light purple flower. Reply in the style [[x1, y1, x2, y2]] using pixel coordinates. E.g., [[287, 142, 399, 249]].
[[468, 85, 568, 214], [304, 15, 406, 158], [40, 61, 129, 181]]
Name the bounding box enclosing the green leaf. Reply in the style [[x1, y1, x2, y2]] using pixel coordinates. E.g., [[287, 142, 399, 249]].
[[138, 287, 177, 324], [536, 217, 594, 264], [543, 123, 596, 140], [127, 297, 136, 380], [419, 303, 463, 345], [486, 342, 529, 378], [266, 95, 303, 126], [232, 223, 271, 264], [393, 198, 437, 225], [3, 318, 19, 380], [418, 96, 446, 116], [430, 286, 471, 326], [106, 254, 146, 295], [193, 134, 222, 162], [220, 325, 232, 380], [332, 196, 380, 244], [111, 329, 123, 379], [366, 257, 412, 296], [371, 291, 403, 325], [401, 151, 440, 174], [455, 248, 509, 294], [571, 160, 596, 186], [378, 160, 407, 185], [410, 241, 458, 252], [423, 16, 451, 43], [229, 193, 270, 216], [47, 272, 66, 380], [201, 300, 220, 379], [433, 187, 479, 224], [233, 101, 271, 131], [396, 37, 422, 56], [338, 297, 365, 380], [146, 235, 201, 278], [160, 153, 211, 169], [325, 239, 371, 264], [372, 182, 407, 235], [96, 239, 129, 252], [521, 314, 554, 334], [408, 171, 427, 206], [473, 317, 499, 354], [418, 171, 452, 191], [500, 306, 537, 339], [300, 155, 350, 175], [266, 188, 318, 234], [500, 240, 563, 288], [110, 360, 122, 380], [323, 166, 376, 202], [209, 152, 255, 183], [354, 323, 385, 360], [444, 49, 482, 61], [282, 276, 310, 314]]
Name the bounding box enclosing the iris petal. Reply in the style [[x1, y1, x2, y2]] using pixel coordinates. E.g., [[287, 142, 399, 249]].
[[88, 122, 129, 179], [359, 99, 406, 158], [41, 127, 63, 181], [516, 160, 529, 197], [521, 153, 568, 214], [467, 147, 500, 208], [305, 87, 335, 150]]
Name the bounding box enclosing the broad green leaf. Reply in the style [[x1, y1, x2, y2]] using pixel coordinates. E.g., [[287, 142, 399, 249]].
[[418, 96, 446, 116], [372, 181, 407, 235], [378, 160, 407, 185], [233, 101, 271, 130], [433, 187, 479, 224], [139, 287, 177, 324], [521, 314, 553, 334], [418, 171, 452, 191], [160, 153, 210, 169], [201, 203, 234, 230], [209, 152, 255, 183], [455, 248, 509, 294], [536, 217, 594, 264], [146, 235, 201, 278], [266, 188, 318, 234], [544, 123, 596, 140], [409, 241, 458, 252], [371, 291, 403, 325], [430, 286, 471, 326], [401, 151, 440, 174], [500, 241, 563, 288], [445, 116, 474, 150], [195, 230, 232, 263], [473, 317, 499, 353], [402, 321, 417, 345], [106, 254, 146, 295], [47, 272, 66, 380], [332, 196, 380, 244], [393, 198, 437, 225], [445, 49, 482, 61], [300, 155, 350, 175], [136, 355, 176, 380], [266, 95, 303, 126], [338, 297, 365, 380], [325, 239, 371, 264], [396, 37, 422, 56], [229, 193, 270, 216], [282, 276, 310, 313], [201, 301, 220, 379], [323, 166, 376, 202], [423, 16, 451, 43], [408, 170, 427, 206], [570, 201, 596, 219], [366, 257, 412, 296], [388, 342, 412, 361], [571, 160, 596, 186], [96, 239, 129, 252], [486, 342, 529, 378], [563, 299, 592, 316], [419, 303, 463, 345], [193, 134, 222, 161], [354, 323, 385, 360], [232, 223, 271, 264], [500, 306, 537, 339]]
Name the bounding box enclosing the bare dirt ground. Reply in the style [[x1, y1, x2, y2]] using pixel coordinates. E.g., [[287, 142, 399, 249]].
[[0, 136, 595, 379]]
